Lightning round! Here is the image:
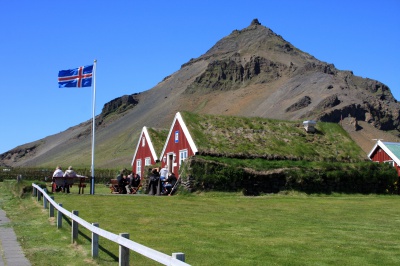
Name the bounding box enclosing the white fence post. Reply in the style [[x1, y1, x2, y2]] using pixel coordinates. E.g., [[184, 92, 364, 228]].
[[72, 210, 79, 243], [119, 233, 130, 266], [92, 223, 99, 258], [57, 203, 63, 229]]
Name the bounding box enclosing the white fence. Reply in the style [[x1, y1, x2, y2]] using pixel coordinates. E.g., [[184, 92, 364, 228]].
[[32, 183, 190, 266]]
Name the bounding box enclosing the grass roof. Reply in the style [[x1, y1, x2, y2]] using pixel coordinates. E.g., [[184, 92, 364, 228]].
[[146, 127, 169, 154], [180, 111, 365, 162]]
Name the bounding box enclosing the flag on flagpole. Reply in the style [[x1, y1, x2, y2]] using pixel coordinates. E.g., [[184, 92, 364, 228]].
[[58, 65, 93, 88]]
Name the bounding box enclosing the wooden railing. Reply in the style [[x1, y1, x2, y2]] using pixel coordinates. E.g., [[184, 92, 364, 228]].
[[32, 183, 190, 266]]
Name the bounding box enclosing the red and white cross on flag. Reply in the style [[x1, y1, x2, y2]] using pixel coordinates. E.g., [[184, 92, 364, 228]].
[[58, 65, 93, 88]]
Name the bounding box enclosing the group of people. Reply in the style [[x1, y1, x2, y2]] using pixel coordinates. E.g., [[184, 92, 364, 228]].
[[51, 165, 177, 195], [52, 165, 86, 193], [116, 169, 141, 194], [147, 165, 177, 195]]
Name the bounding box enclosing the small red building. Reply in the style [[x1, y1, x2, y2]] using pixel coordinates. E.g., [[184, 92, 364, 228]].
[[131, 126, 167, 178], [159, 112, 198, 175], [368, 140, 400, 177]]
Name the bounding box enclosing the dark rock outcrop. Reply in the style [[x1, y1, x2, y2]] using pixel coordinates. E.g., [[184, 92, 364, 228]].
[[96, 94, 139, 127], [286, 96, 312, 112], [315, 95, 341, 110], [185, 55, 287, 93], [101, 94, 139, 117]]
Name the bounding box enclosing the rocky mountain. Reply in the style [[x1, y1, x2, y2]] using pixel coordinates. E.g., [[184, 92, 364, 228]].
[[1, 19, 399, 168]]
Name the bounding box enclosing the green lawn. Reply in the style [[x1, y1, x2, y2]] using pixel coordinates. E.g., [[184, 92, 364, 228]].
[[1, 181, 400, 265]]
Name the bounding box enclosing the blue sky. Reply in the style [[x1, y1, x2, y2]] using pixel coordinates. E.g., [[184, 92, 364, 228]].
[[1, 1, 399, 154]]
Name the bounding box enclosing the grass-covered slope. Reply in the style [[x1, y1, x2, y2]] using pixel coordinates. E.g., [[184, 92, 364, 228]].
[[146, 127, 169, 155], [180, 111, 365, 162]]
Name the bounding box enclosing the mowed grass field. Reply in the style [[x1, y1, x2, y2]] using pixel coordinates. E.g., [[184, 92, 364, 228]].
[[1, 181, 400, 265]]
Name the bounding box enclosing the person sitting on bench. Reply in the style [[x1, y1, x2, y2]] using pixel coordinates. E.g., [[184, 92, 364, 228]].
[[119, 172, 129, 194], [126, 173, 140, 194], [163, 172, 177, 195], [63, 166, 85, 193], [148, 168, 160, 195], [52, 165, 64, 192]]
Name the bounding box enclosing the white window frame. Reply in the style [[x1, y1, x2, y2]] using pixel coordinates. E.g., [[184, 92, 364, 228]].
[[142, 136, 146, 147], [175, 130, 179, 143], [145, 157, 151, 166], [136, 159, 142, 175], [384, 160, 395, 167], [179, 149, 188, 167]]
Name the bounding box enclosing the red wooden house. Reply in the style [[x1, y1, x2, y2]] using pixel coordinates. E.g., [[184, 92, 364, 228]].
[[131, 126, 168, 178], [159, 112, 198, 175], [368, 140, 400, 177]]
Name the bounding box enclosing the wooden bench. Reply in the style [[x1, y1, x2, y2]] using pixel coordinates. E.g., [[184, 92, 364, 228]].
[[52, 176, 87, 194], [109, 179, 121, 194]]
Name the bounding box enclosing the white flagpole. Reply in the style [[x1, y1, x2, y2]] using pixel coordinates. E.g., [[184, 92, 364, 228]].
[[91, 59, 97, 195]]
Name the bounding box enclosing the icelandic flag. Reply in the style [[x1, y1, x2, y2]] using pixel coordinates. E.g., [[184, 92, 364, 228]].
[[58, 65, 93, 88]]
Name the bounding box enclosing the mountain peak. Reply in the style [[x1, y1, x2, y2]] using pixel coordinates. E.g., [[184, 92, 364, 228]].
[[250, 18, 261, 26]]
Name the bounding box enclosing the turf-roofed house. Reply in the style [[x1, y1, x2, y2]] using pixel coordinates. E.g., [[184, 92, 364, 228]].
[[159, 112, 199, 176], [131, 126, 168, 178], [157, 111, 386, 194], [368, 140, 400, 177]]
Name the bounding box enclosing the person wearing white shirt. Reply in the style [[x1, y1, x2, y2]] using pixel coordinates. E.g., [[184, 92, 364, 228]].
[[52, 166, 64, 192], [63, 166, 85, 193], [160, 166, 168, 181]]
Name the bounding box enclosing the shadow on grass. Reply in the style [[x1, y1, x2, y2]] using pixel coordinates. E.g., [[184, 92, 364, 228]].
[[63, 216, 118, 262]]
